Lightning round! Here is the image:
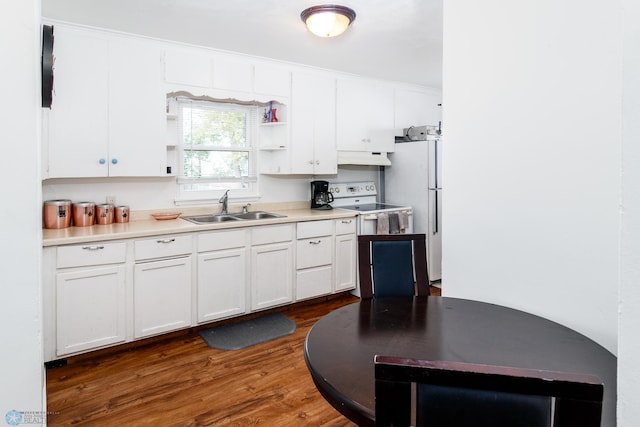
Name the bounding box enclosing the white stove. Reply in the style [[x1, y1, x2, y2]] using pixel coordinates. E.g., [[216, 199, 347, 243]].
[[330, 181, 413, 235]]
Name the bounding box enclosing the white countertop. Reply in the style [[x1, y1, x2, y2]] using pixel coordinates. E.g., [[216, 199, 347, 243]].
[[42, 206, 358, 247]]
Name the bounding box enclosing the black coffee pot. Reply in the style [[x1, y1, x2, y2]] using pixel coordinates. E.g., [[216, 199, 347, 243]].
[[311, 180, 334, 210]]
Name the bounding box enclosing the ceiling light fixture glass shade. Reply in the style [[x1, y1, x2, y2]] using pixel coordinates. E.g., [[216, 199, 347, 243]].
[[301, 5, 356, 38]]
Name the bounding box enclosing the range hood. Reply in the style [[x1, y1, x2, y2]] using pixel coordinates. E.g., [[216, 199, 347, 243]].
[[337, 151, 391, 166]]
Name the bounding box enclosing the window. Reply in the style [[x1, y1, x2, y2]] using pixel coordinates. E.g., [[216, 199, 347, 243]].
[[177, 98, 258, 202]]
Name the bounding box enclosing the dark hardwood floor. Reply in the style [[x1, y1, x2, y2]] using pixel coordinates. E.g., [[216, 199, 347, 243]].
[[46, 287, 441, 426]]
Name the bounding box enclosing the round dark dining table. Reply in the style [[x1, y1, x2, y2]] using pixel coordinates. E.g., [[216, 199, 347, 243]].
[[304, 297, 616, 427]]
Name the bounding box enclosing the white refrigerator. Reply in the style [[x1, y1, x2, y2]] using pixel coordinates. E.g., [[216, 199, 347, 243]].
[[385, 133, 442, 282]]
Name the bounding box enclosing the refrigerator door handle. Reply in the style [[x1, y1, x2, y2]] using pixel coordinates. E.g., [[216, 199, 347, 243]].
[[433, 190, 439, 234]]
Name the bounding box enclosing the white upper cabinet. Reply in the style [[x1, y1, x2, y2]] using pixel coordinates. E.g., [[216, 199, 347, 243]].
[[212, 55, 253, 93], [254, 63, 291, 98], [45, 25, 166, 178], [289, 71, 337, 174], [109, 37, 166, 177], [164, 47, 212, 87], [336, 78, 395, 153], [164, 48, 291, 100], [46, 26, 109, 178], [394, 87, 442, 130]]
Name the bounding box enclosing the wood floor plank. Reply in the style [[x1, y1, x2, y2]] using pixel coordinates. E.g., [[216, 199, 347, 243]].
[[46, 293, 360, 426]]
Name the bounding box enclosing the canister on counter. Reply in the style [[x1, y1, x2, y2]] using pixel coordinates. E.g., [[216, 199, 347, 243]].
[[72, 201, 95, 227], [43, 200, 72, 229], [95, 204, 114, 225], [115, 205, 130, 223]]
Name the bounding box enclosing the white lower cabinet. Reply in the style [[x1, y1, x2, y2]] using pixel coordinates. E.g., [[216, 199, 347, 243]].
[[197, 229, 248, 323], [54, 242, 127, 357], [56, 264, 127, 356], [251, 224, 294, 310], [134, 257, 192, 338], [296, 220, 333, 300], [133, 235, 192, 339], [44, 216, 358, 361], [334, 218, 357, 292]]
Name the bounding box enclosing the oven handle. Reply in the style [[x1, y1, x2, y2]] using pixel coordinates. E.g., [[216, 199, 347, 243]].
[[362, 210, 412, 220]]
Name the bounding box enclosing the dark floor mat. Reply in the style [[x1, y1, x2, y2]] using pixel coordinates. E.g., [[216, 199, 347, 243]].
[[198, 312, 297, 351]]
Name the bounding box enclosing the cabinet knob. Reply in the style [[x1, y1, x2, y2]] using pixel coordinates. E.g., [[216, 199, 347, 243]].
[[99, 158, 106, 165], [308, 160, 314, 165], [111, 158, 118, 165], [315, 160, 320, 165]]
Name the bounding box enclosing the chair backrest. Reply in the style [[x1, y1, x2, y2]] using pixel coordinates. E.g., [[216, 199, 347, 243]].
[[357, 234, 429, 299], [374, 356, 604, 427]]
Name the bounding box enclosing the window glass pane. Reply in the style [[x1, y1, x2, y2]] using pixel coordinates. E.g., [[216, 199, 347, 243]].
[[182, 107, 247, 148], [183, 150, 249, 178], [175, 96, 259, 202]]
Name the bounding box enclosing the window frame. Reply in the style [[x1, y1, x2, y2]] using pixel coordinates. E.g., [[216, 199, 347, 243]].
[[175, 97, 259, 204]]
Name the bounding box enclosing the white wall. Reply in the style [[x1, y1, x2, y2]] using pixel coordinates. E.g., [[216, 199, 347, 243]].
[[442, 0, 620, 353], [618, 0, 640, 423], [0, 0, 45, 422], [443, 0, 640, 424]]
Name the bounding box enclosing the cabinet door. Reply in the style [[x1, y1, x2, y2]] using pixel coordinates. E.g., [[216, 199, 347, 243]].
[[164, 47, 212, 87], [197, 248, 247, 323], [251, 242, 293, 310], [296, 266, 332, 300], [254, 63, 291, 98], [134, 257, 192, 338], [56, 264, 126, 355], [290, 72, 337, 174], [109, 38, 166, 176], [335, 233, 357, 292], [394, 88, 442, 129], [336, 78, 395, 153], [47, 26, 109, 178], [212, 55, 254, 93], [297, 236, 332, 269]]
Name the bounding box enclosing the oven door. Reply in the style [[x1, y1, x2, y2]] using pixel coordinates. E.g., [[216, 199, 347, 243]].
[[358, 210, 414, 235]]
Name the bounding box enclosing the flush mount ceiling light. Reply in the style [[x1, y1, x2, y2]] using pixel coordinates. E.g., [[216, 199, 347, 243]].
[[301, 5, 356, 38]]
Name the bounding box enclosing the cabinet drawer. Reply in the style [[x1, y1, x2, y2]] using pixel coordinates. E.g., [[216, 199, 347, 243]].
[[252, 224, 293, 245], [335, 218, 356, 235], [297, 220, 333, 239], [198, 229, 247, 252], [134, 235, 192, 261], [57, 242, 126, 269], [297, 236, 332, 269]]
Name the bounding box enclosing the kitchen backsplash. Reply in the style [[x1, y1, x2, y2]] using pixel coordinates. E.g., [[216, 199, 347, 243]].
[[42, 166, 378, 211]]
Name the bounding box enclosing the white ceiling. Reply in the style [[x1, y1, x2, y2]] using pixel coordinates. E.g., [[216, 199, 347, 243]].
[[41, 0, 443, 88]]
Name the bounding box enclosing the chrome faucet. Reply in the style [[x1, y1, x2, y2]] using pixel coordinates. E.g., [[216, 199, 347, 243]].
[[242, 203, 251, 214], [219, 190, 229, 214]]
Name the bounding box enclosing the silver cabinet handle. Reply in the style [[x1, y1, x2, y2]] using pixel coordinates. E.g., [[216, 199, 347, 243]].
[[341, 219, 352, 224], [81, 245, 104, 251], [309, 240, 322, 245], [157, 238, 176, 244]]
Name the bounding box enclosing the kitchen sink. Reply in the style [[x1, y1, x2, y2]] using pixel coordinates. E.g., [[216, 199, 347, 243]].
[[183, 214, 243, 224], [183, 211, 286, 224], [231, 211, 286, 220]]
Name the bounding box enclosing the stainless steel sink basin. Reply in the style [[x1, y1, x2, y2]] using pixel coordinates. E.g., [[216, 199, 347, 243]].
[[231, 211, 286, 220], [183, 214, 243, 224], [183, 211, 286, 224]]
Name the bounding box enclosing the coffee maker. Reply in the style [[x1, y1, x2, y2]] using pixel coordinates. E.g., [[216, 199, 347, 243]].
[[310, 180, 334, 210]]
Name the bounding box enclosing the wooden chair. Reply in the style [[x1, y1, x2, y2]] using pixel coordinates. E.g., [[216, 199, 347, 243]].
[[374, 356, 604, 427], [357, 234, 429, 299]]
